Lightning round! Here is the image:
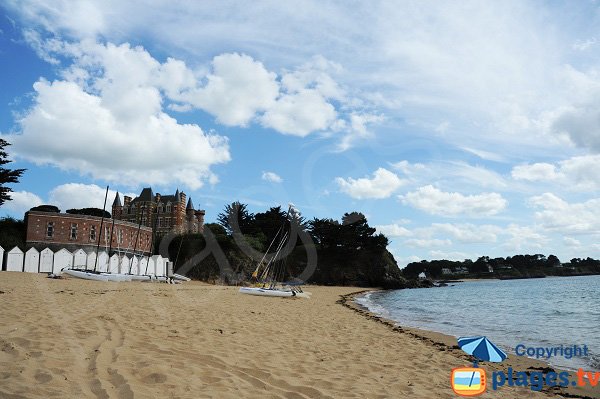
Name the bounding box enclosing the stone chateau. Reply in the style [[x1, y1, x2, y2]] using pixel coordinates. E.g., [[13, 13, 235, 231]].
[[112, 188, 205, 235]]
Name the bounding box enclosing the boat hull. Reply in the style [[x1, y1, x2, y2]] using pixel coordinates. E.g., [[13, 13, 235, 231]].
[[172, 273, 191, 281], [63, 269, 132, 282], [238, 287, 297, 297]]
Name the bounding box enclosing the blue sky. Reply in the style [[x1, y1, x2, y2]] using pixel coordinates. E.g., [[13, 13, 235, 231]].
[[1, 1, 599, 266]]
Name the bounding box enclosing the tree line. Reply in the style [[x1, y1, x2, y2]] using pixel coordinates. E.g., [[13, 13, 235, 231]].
[[403, 254, 600, 280], [166, 201, 418, 288]]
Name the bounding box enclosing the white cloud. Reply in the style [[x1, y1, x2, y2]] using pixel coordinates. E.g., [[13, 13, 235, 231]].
[[261, 171, 283, 183], [261, 89, 336, 136], [511, 155, 600, 191], [400, 185, 507, 217], [503, 224, 549, 251], [181, 53, 278, 126], [429, 250, 472, 262], [376, 223, 412, 237], [8, 1, 600, 156], [389, 160, 507, 191], [2, 191, 43, 216], [429, 223, 500, 244], [512, 162, 561, 181], [529, 193, 600, 234], [448, 162, 508, 190], [336, 113, 385, 151], [3, 41, 231, 189], [336, 168, 405, 199], [389, 160, 427, 176], [405, 238, 451, 248], [564, 237, 581, 248], [261, 57, 348, 137], [551, 103, 600, 153], [48, 183, 136, 212]]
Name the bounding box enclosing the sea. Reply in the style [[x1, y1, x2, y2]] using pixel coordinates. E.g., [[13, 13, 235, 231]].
[[356, 275, 600, 371]]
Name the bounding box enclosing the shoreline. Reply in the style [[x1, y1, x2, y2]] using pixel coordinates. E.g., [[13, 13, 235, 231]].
[[344, 289, 599, 399]]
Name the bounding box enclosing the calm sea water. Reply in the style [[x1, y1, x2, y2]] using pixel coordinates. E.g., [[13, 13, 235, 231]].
[[356, 275, 600, 371]]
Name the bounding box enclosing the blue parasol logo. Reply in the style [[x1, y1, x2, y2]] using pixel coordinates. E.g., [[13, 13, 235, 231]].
[[458, 336, 508, 363]]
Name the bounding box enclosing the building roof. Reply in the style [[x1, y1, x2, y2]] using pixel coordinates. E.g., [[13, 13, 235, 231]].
[[132, 187, 154, 204], [157, 189, 184, 204], [112, 192, 122, 207], [186, 197, 194, 210]]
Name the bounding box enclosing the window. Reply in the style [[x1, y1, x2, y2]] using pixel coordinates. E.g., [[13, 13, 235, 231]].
[[158, 203, 163, 213], [166, 202, 171, 212], [117, 228, 123, 244], [46, 222, 54, 238], [70, 223, 78, 240], [90, 225, 96, 241]]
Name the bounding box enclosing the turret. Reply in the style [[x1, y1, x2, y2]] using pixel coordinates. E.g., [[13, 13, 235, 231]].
[[112, 192, 122, 219], [186, 197, 194, 215]]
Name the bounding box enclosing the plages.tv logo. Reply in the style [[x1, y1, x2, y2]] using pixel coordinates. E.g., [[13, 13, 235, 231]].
[[451, 336, 507, 397]]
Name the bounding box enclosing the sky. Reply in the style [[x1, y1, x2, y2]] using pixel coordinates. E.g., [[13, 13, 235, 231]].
[[0, 0, 599, 267]]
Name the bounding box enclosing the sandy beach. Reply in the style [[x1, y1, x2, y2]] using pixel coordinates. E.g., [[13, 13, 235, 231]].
[[0, 272, 596, 398]]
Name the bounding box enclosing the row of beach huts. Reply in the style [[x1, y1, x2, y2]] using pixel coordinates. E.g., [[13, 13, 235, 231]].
[[0, 245, 170, 277]]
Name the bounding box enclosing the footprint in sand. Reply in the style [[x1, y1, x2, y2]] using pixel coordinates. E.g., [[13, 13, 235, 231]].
[[34, 371, 53, 383], [142, 373, 167, 384]]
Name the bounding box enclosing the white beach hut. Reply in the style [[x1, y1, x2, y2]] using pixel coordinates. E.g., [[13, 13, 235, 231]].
[[39, 248, 54, 273], [139, 257, 149, 275], [53, 249, 73, 273], [154, 255, 166, 277], [73, 249, 87, 269], [24, 248, 40, 273], [86, 252, 96, 271], [97, 251, 109, 273], [109, 254, 119, 273], [6, 247, 24, 272], [0, 246, 4, 271], [129, 256, 140, 275], [146, 256, 157, 276], [120, 254, 131, 274]]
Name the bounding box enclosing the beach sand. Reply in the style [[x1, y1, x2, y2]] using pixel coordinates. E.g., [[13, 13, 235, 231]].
[[0, 272, 596, 398]]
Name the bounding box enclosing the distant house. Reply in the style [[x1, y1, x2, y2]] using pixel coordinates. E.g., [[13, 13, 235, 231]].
[[487, 265, 494, 273], [418, 272, 427, 280], [442, 268, 452, 275], [454, 266, 469, 275]]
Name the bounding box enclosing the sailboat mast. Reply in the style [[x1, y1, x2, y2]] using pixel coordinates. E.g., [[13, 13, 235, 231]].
[[93, 186, 109, 273], [129, 207, 144, 274]]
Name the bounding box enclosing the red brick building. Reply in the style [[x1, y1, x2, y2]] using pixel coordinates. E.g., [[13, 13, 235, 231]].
[[25, 211, 153, 255], [112, 188, 205, 235]]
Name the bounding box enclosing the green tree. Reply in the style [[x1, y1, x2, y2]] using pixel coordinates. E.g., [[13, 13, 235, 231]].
[[0, 139, 26, 207], [0, 217, 26, 249], [30, 205, 60, 213], [66, 208, 111, 218], [217, 201, 254, 235]]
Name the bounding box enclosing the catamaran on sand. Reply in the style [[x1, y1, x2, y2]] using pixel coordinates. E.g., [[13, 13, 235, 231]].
[[239, 204, 311, 299]]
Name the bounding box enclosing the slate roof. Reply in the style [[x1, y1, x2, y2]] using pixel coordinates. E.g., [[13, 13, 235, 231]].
[[131, 187, 154, 204], [112, 192, 122, 207]]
